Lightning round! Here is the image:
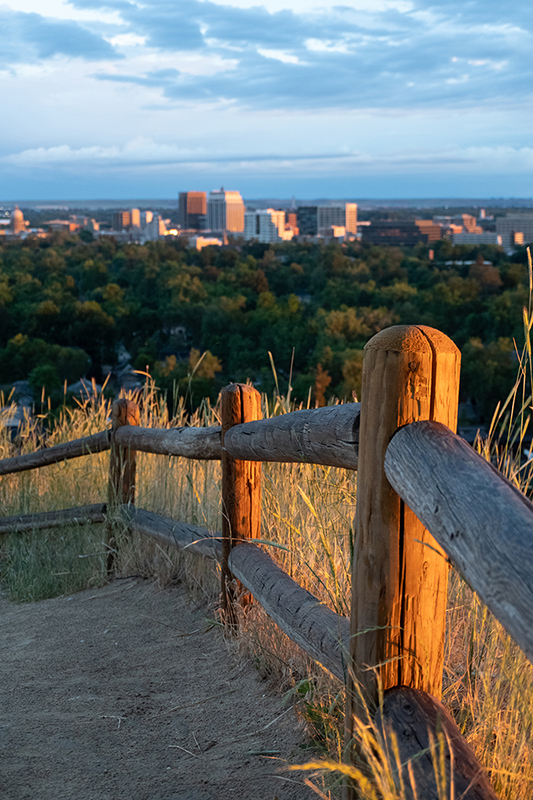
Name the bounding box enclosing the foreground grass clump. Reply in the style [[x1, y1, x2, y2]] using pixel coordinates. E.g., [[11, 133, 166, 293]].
[[1, 365, 533, 798]]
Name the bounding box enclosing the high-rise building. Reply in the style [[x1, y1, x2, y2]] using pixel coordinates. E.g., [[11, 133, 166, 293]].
[[317, 206, 346, 236], [297, 206, 318, 236], [112, 209, 142, 231], [297, 204, 358, 237], [244, 209, 293, 243], [178, 192, 207, 229], [112, 210, 131, 231], [207, 188, 244, 233], [345, 203, 358, 235], [141, 210, 153, 227]]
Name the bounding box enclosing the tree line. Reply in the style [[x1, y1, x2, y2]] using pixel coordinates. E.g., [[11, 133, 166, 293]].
[[0, 232, 528, 422]]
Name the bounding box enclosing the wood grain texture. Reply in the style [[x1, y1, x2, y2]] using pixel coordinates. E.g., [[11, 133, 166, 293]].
[[229, 542, 349, 681], [115, 425, 222, 460], [385, 420, 533, 665], [378, 687, 499, 799], [347, 325, 461, 733], [221, 384, 262, 619], [108, 400, 140, 507], [224, 403, 360, 469], [0, 503, 107, 535], [107, 400, 140, 573], [0, 431, 110, 476], [122, 506, 222, 560]]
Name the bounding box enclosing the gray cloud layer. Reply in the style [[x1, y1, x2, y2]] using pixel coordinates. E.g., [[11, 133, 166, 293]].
[[0, 8, 119, 68], [69, 0, 533, 109], [9, 0, 533, 111]]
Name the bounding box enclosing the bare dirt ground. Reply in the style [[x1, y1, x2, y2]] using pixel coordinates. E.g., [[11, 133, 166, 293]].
[[0, 578, 318, 800]]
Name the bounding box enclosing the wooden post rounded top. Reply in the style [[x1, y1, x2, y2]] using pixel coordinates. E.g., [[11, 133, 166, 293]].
[[221, 383, 262, 433], [111, 398, 140, 429], [221, 383, 261, 398], [364, 325, 460, 357]]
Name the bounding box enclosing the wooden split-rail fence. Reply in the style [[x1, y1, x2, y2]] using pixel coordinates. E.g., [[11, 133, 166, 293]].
[[3, 323, 532, 799]]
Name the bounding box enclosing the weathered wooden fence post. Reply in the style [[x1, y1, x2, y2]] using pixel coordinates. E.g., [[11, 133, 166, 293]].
[[221, 383, 262, 623], [106, 398, 140, 573], [345, 326, 460, 789]]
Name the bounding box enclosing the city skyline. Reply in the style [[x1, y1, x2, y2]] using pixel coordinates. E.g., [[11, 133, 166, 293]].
[[2, 0, 532, 199]]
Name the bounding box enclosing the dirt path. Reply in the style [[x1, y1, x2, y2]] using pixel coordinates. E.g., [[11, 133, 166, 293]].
[[0, 579, 317, 800]]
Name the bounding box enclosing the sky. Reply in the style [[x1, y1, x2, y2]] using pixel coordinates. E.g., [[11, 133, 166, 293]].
[[1, 0, 532, 200]]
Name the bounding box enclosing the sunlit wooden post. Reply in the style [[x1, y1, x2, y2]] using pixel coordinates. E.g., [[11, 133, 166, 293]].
[[344, 325, 460, 795], [106, 398, 140, 573], [221, 384, 262, 624]]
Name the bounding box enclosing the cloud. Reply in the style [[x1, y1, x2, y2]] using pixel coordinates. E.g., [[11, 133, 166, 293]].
[[5, 138, 533, 176], [0, 8, 120, 68], [2, 138, 205, 166], [64, 0, 533, 110]]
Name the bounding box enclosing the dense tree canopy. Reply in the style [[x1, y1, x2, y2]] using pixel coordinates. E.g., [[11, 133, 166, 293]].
[[0, 232, 528, 422]]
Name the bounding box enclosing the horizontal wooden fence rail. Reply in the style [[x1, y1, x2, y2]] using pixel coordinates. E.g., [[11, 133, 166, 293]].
[[228, 542, 350, 681], [0, 430, 110, 476], [0, 503, 107, 535], [379, 687, 499, 800], [114, 402, 361, 468], [385, 419, 533, 666], [224, 402, 360, 469], [123, 506, 223, 561], [114, 425, 222, 460], [0, 402, 362, 477]]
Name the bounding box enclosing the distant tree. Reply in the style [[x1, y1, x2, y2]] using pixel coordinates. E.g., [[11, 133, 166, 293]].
[[28, 364, 61, 397]]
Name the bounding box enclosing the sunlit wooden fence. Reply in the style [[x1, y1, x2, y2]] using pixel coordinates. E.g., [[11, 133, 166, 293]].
[[4, 323, 528, 799]]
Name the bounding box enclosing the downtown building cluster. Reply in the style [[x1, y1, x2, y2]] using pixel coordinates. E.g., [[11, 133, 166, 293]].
[[2, 196, 533, 253], [178, 188, 358, 245]]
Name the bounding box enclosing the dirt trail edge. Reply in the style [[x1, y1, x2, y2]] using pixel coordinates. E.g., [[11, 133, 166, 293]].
[[0, 579, 317, 800]]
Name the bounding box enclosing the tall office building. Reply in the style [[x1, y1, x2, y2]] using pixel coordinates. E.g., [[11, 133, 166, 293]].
[[345, 203, 358, 235], [317, 205, 346, 235], [112, 210, 131, 230], [207, 188, 245, 233], [112, 209, 142, 230], [244, 209, 292, 243], [297, 203, 358, 237], [141, 210, 153, 227], [178, 192, 207, 229], [297, 206, 318, 236]]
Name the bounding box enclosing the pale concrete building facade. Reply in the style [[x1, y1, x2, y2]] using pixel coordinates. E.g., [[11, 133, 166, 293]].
[[244, 209, 292, 243]]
